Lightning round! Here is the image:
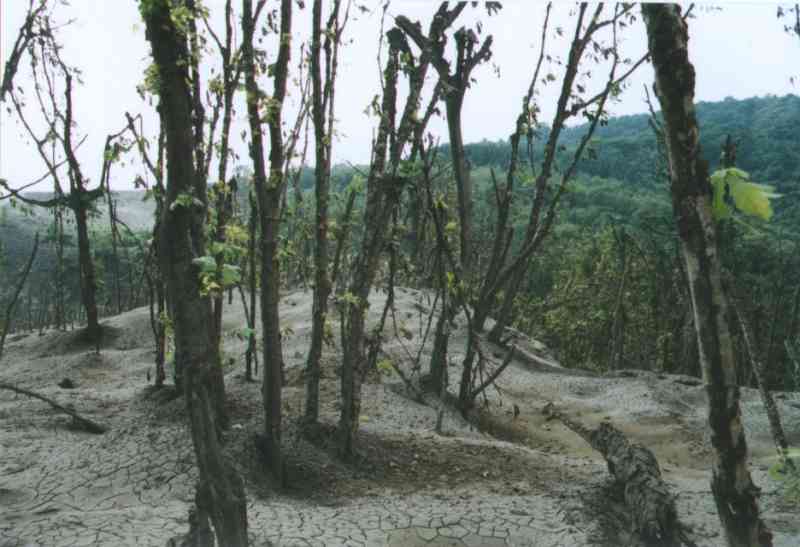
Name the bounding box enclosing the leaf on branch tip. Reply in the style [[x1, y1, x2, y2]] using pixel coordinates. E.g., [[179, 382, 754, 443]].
[[710, 168, 778, 221]]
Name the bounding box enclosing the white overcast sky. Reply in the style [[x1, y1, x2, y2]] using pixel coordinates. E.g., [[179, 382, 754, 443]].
[[1, 1, 798, 192]]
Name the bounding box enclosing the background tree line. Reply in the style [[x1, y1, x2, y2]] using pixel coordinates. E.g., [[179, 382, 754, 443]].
[[1, 2, 797, 545], [9, 92, 799, 390]]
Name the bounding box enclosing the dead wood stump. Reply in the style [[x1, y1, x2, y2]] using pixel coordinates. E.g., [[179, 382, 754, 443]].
[[542, 402, 694, 547]]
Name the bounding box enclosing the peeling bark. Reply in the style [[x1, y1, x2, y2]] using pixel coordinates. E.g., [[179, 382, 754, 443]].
[[542, 403, 686, 547], [642, 5, 771, 546]]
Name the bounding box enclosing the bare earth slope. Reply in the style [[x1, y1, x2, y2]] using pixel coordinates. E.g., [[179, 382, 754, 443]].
[[1, 288, 798, 546]]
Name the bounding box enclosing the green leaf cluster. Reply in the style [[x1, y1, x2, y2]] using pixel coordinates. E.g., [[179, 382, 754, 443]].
[[711, 167, 778, 221]]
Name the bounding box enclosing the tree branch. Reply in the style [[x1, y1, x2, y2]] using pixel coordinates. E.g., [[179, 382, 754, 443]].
[[0, 381, 108, 434]]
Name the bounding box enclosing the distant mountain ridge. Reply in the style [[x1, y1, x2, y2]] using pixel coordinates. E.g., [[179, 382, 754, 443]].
[[3, 94, 798, 270], [461, 94, 800, 192]]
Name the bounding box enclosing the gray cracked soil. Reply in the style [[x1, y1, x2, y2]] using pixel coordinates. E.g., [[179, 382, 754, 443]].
[[1, 288, 799, 546]]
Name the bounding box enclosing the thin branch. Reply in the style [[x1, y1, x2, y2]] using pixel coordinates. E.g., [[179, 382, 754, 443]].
[[0, 381, 108, 434], [1, 0, 48, 101], [470, 346, 515, 399]]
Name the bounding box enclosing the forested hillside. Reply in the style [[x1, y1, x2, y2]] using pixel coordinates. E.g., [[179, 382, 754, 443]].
[[462, 93, 800, 193], [444, 94, 800, 391], [3, 94, 800, 376], [2, 3, 798, 546]]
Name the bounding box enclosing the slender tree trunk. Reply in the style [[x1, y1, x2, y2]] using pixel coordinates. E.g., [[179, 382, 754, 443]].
[[242, 0, 292, 483], [73, 199, 100, 339], [734, 303, 796, 472], [336, 17, 433, 457], [105, 182, 122, 315], [720, 136, 795, 473], [445, 95, 473, 280], [211, 0, 237, 352], [245, 188, 258, 382], [428, 292, 451, 394], [304, 0, 335, 425], [55, 206, 65, 330], [487, 257, 528, 343], [59, 72, 102, 341], [142, 2, 248, 544], [642, 5, 771, 546], [330, 187, 357, 292], [338, 41, 400, 459]]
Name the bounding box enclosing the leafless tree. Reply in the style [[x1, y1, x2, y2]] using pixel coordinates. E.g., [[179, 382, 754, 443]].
[[1, 16, 122, 342]]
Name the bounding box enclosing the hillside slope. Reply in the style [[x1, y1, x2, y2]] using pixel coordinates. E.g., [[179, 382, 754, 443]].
[[1, 289, 798, 546], [462, 94, 800, 191]]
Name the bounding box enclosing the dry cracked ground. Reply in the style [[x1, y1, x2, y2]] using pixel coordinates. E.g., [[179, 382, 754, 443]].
[[1, 288, 799, 546]]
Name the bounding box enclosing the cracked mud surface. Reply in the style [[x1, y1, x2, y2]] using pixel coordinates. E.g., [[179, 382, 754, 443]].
[[1, 288, 799, 546]]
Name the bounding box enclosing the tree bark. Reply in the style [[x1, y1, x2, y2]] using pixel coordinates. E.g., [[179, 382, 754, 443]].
[[338, 37, 400, 459], [305, 0, 342, 425], [61, 73, 102, 341], [245, 188, 258, 383], [734, 302, 796, 472], [642, 5, 771, 546], [142, 2, 248, 545], [543, 403, 685, 547], [445, 95, 474, 280], [242, 0, 293, 483], [210, 0, 237, 352]]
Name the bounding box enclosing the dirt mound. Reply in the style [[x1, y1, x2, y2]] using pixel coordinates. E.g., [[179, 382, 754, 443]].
[[1, 288, 798, 546]]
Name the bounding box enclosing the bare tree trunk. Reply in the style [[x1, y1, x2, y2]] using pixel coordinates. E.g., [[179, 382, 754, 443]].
[[427, 295, 451, 394], [330, 187, 357, 292], [55, 206, 65, 330], [470, 5, 630, 341], [338, 36, 400, 459], [1, 3, 46, 100], [734, 302, 796, 472], [72, 189, 101, 339], [642, 5, 771, 546], [305, 0, 344, 425], [209, 0, 238, 353], [336, 12, 436, 458], [718, 137, 795, 472], [102, 148, 123, 316], [245, 188, 258, 383], [445, 96, 474, 280], [142, 2, 248, 544], [242, 0, 293, 483]]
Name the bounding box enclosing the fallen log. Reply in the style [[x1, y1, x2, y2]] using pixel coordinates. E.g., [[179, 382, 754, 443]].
[[0, 381, 107, 434], [542, 402, 694, 547]]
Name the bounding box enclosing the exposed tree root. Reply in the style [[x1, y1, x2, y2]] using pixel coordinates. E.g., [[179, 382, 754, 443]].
[[0, 381, 107, 434], [542, 402, 696, 547]]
